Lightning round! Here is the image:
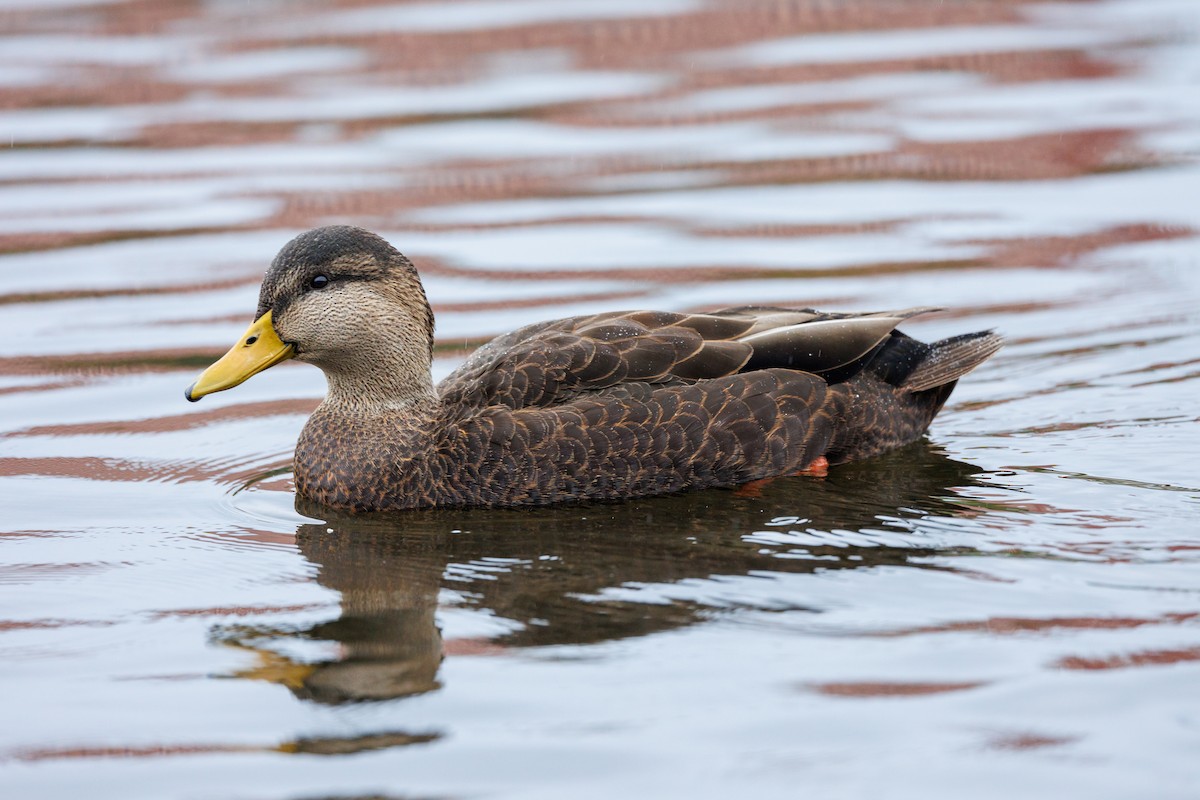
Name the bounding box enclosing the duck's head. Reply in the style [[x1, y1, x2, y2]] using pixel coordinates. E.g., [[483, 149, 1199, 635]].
[[186, 226, 435, 405]]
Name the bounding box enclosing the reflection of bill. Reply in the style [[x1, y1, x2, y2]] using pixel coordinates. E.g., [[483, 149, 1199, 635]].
[[217, 546, 445, 705], [214, 441, 985, 712]]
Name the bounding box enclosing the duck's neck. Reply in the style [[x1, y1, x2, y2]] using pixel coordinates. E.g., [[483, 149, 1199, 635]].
[[320, 357, 438, 416]]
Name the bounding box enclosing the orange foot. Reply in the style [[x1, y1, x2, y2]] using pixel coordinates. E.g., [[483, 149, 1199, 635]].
[[792, 455, 829, 478], [735, 456, 830, 496], [734, 477, 776, 498]]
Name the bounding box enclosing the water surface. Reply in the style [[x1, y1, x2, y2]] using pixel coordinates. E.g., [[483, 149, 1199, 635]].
[[1, 0, 1199, 797]]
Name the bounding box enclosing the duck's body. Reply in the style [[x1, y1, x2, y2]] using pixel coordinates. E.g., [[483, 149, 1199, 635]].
[[188, 226, 1001, 513]]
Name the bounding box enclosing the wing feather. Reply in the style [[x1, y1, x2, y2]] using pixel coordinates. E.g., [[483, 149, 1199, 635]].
[[436, 305, 949, 415]]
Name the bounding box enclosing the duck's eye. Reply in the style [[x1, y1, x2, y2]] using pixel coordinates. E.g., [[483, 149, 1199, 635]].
[[309, 274, 330, 290]]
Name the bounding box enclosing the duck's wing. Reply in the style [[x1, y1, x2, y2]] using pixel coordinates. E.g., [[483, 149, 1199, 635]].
[[438, 306, 940, 413]]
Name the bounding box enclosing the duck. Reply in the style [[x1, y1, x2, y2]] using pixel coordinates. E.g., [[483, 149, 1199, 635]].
[[186, 225, 1001, 512]]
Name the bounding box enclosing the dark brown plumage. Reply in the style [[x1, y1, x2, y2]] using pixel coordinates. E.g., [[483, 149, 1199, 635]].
[[187, 225, 1002, 513]]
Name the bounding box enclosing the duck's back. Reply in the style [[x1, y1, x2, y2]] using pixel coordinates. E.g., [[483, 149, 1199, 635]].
[[296, 307, 1001, 511]]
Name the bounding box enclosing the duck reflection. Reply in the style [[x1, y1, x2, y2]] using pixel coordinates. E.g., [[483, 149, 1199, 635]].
[[216, 442, 987, 706]]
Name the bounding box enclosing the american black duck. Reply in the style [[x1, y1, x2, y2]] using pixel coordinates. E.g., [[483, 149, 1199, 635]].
[[186, 225, 1001, 512]]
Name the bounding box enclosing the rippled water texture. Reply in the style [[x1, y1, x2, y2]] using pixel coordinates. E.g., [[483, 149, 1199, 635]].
[[2, 0, 1199, 797]]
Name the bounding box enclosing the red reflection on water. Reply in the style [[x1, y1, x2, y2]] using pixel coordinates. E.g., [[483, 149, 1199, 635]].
[[809, 680, 986, 697], [987, 732, 1078, 750], [876, 611, 1199, 638], [1055, 645, 1200, 671]]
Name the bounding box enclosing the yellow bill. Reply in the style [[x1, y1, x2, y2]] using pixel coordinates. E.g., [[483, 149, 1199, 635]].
[[186, 310, 294, 402]]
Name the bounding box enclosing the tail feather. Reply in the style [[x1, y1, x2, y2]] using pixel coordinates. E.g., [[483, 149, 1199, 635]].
[[902, 331, 1003, 392]]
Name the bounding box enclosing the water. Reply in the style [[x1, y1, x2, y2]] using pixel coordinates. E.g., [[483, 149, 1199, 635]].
[[2, 0, 1199, 797]]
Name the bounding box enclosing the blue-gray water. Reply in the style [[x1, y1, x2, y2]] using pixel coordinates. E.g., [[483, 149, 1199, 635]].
[[1, 1, 1198, 798]]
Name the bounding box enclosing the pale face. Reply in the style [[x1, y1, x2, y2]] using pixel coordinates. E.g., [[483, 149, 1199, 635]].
[[268, 260, 389, 369], [255, 227, 434, 375], [187, 225, 435, 405]]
